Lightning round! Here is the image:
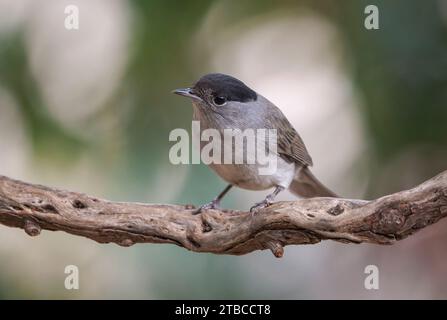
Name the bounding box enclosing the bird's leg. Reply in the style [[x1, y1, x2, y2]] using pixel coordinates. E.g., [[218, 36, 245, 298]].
[[192, 184, 233, 215], [250, 186, 285, 213]]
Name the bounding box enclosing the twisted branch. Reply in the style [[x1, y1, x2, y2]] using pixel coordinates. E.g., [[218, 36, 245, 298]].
[[0, 172, 446, 257]]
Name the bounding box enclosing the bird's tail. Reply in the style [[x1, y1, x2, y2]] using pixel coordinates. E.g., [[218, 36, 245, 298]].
[[289, 166, 338, 198]]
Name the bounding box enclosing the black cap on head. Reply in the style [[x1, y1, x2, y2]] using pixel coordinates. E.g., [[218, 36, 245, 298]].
[[193, 73, 257, 102]]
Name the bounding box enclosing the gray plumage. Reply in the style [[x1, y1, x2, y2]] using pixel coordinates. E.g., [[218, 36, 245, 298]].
[[174, 73, 337, 213]]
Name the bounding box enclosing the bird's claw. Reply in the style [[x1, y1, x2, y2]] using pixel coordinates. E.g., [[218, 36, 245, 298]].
[[192, 199, 220, 215], [250, 198, 273, 214]]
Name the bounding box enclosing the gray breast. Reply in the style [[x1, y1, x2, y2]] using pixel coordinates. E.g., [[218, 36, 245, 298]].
[[191, 99, 296, 190]]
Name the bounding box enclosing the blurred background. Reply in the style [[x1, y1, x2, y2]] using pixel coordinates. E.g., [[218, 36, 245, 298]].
[[0, 0, 446, 299]]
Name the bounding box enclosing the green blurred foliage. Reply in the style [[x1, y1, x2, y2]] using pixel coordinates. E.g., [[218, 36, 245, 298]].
[[0, 0, 446, 299]]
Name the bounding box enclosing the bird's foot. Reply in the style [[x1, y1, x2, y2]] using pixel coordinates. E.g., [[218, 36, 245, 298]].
[[250, 186, 284, 214], [192, 199, 220, 215], [249, 196, 274, 214]]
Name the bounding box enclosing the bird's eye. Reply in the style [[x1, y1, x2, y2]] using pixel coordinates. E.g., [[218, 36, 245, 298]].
[[213, 96, 227, 106]]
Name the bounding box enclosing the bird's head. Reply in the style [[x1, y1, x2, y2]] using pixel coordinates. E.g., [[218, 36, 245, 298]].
[[173, 73, 258, 113]]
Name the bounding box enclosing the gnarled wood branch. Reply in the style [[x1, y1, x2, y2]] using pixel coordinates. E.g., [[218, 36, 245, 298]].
[[0, 172, 446, 257]]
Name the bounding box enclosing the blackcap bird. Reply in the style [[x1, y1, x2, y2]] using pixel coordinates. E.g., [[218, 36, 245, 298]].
[[173, 73, 337, 213]]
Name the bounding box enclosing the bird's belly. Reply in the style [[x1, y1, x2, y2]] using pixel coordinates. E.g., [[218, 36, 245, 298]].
[[208, 159, 296, 191], [193, 113, 297, 190]]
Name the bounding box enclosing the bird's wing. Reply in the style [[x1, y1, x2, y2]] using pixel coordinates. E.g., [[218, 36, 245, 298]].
[[270, 108, 313, 167]]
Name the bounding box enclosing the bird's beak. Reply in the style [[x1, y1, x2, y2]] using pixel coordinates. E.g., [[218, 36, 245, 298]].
[[172, 88, 202, 102]]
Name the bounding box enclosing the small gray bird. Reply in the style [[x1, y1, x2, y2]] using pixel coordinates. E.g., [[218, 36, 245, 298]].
[[173, 73, 337, 213]]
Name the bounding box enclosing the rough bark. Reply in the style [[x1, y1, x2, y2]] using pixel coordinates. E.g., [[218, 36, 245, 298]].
[[0, 172, 446, 257]]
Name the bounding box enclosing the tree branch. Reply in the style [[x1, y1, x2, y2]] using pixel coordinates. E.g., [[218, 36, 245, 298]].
[[0, 172, 446, 257]]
